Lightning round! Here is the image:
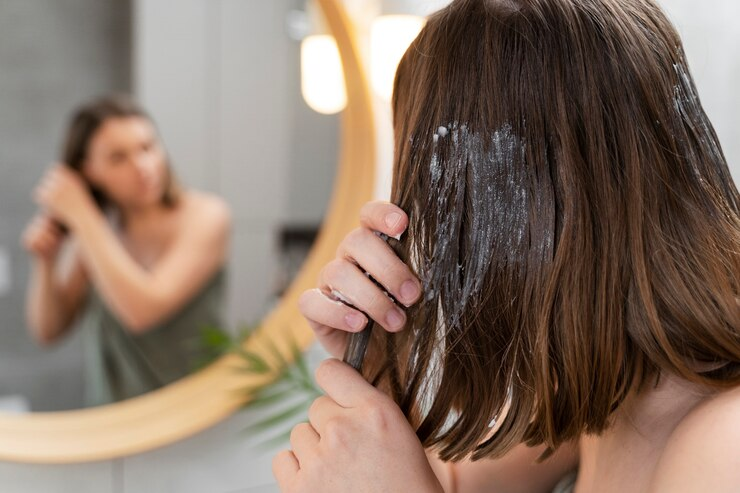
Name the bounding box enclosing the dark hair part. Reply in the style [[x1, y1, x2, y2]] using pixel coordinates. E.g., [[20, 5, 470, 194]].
[[61, 94, 179, 208], [365, 0, 740, 462]]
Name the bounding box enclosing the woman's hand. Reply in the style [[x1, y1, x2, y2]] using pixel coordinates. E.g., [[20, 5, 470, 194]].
[[21, 214, 66, 261], [298, 201, 422, 358], [273, 359, 444, 493], [33, 164, 97, 230]]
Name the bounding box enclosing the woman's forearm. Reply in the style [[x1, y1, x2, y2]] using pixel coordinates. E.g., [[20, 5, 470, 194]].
[[70, 208, 165, 332], [25, 259, 71, 344]]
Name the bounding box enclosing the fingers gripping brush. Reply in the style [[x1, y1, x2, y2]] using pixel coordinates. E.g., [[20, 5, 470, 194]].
[[341, 232, 401, 373]]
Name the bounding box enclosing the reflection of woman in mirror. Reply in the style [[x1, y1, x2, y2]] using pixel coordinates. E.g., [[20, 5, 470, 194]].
[[22, 95, 231, 407], [276, 0, 740, 491]]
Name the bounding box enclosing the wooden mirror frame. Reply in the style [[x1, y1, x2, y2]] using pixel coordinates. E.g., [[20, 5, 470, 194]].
[[0, 0, 375, 464]]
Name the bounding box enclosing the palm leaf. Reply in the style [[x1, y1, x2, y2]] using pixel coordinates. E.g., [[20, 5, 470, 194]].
[[199, 323, 323, 439], [244, 400, 310, 435], [247, 384, 302, 409]]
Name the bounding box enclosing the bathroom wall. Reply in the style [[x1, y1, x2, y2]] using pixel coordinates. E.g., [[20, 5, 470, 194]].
[[659, 0, 740, 183], [134, 0, 339, 331], [0, 0, 131, 412]]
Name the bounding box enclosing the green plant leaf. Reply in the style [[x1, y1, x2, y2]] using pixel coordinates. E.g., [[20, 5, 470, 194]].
[[200, 326, 233, 351], [290, 338, 312, 382], [197, 323, 324, 442], [247, 385, 303, 409], [237, 323, 257, 341], [264, 338, 289, 371], [244, 400, 311, 435], [235, 349, 271, 374], [244, 428, 294, 451]]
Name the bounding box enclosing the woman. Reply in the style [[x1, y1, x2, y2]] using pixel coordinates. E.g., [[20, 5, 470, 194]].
[[275, 0, 740, 491], [23, 95, 231, 407]]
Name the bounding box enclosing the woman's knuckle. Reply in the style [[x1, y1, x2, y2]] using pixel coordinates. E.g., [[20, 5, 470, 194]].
[[272, 452, 294, 482], [321, 259, 344, 284], [272, 450, 287, 470], [343, 228, 367, 255], [322, 417, 349, 447], [380, 260, 404, 286], [365, 290, 388, 314], [297, 290, 314, 313], [337, 227, 361, 255], [315, 359, 338, 383], [358, 201, 377, 224], [289, 422, 309, 444], [307, 396, 323, 419], [363, 398, 391, 431], [289, 426, 300, 446]]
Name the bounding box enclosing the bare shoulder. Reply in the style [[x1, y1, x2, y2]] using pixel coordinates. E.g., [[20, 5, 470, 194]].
[[185, 190, 231, 223], [440, 441, 579, 493], [649, 385, 740, 493], [179, 190, 232, 237]]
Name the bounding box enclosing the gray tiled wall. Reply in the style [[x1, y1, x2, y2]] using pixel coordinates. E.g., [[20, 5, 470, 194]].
[[0, 0, 131, 412]]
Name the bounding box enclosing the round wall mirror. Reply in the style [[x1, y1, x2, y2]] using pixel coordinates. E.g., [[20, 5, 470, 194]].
[[0, 0, 375, 463]]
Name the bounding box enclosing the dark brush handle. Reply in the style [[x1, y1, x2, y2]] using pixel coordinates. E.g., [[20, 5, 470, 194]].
[[341, 232, 402, 373], [342, 321, 374, 372]]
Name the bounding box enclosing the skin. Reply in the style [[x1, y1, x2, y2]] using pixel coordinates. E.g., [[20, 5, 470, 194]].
[[276, 200, 740, 493], [23, 116, 231, 343]]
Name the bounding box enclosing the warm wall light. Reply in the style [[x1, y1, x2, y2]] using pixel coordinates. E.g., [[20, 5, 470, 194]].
[[370, 14, 425, 101], [301, 34, 347, 114]]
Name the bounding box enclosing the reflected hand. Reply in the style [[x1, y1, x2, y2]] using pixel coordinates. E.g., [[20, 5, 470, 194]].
[[298, 201, 422, 358], [273, 359, 444, 493], [33, 164, 96, 229], [21, 214, 66, 261]]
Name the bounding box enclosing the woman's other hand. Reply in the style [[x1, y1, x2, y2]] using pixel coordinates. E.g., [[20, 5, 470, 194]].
[[298, 201, 422, 358], [21, 214, 65, 261], [273, 359, 444, 493], [33, 164, 96, 229]]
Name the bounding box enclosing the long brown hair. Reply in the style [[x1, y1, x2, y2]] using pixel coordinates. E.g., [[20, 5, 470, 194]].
[[61, 94, 179, 209], [366, 0, 740, 462]]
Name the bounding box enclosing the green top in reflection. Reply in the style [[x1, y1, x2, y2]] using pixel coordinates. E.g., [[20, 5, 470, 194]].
[[81, 270, 226, 407]]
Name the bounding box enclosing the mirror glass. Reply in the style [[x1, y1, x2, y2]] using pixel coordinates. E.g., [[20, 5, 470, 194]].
[[0, 0, 338, 412]]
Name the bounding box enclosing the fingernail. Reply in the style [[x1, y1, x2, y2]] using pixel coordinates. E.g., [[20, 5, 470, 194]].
[[385, 308, 405, 330], [400, 280, 420, 305], [345, 312, 367, 331], [385, 212, 402, 229]]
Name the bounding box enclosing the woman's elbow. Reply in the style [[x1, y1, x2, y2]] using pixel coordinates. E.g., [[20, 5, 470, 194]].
[[34, 331, 60, 347], [119, 303, 171, 334], [26, 317, 64, 347], [120, 312, 157, 334]]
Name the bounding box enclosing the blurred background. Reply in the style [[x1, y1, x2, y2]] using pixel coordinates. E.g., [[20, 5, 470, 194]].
[[0, 0, 737, 492], [0, 0, 339, 413]]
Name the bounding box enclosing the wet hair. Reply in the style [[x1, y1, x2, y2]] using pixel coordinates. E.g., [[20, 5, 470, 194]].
[[365, 0, 740, 462], [61, 94, 179, 208]]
